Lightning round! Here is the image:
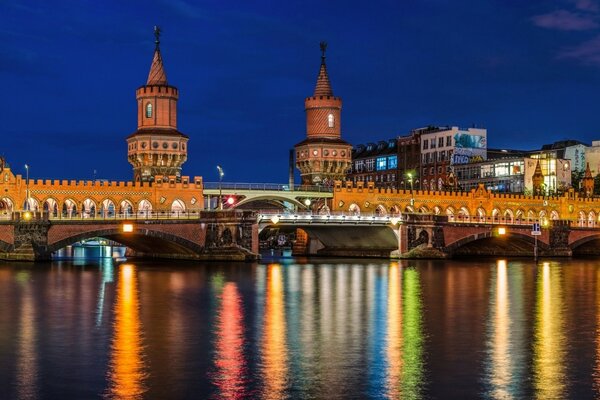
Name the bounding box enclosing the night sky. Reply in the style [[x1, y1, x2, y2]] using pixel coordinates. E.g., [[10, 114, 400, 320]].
[[3, 0, 600, 183]]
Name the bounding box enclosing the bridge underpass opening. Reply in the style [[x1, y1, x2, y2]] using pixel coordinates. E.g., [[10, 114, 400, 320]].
[[295, 225, 398, 257], [50, 231, 201, 260], [571, 237, 600, 257], [451, 235, 537, 257]]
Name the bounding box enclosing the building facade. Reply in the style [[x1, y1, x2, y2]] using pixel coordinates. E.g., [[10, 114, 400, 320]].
[[349, 140, 398, 188], [295, 43, 352, 186], [420, 126, 487, 192]]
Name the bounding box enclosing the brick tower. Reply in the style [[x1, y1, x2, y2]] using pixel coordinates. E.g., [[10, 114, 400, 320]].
[[295, 42, 352, 186], [127, 27, 189, 182]]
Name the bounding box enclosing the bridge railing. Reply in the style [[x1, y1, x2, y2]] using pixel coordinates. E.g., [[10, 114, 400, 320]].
[[203, 182, 333, 193], [4, 210, 206, 221], [257, 210, 600, 229]]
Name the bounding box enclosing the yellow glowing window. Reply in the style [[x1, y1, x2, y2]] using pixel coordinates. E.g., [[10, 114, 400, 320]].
[[328, 113, 334, 128], [122, 223, 134, 233], [145, 103, 153, 118]]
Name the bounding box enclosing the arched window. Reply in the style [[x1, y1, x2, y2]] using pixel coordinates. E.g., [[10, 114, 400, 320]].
[[145, 103, 153, 118], [328, 113, 334, 128]]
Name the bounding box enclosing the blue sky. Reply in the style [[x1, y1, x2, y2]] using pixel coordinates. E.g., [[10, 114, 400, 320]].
[[3, 0, 600, 183]]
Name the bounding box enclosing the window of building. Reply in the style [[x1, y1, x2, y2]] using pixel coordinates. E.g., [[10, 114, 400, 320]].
[[430, 139, 436, 149], [388, 155, 398, 169], [446, 136, 452, 146], [423, 168, 427, 176], [423, 140, 429, 150], [355, 160, 364, 173], [328, 114, 335, 128], [365, 159, 375, 172], [438, 137, 444, 147], [440, 150, 446, 161], [430, 167, 434, 175], [438, 166, 442, 174], [146, 103, 153, 118], [376, 157, 387, 171]]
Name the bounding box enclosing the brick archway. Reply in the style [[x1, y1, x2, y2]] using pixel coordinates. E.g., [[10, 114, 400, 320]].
[[47, 227, 203, 256], [445, 231, 549, 255]]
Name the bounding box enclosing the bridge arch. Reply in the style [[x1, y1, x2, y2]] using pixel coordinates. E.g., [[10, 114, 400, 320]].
[[138, 199, 153, 214], [100, 198, 117, 217], [43, 197, 59, 217], [527, 209, 535, 222], [504, 209, 514, 224], [0, 196, 14, 214], [48, 227, 202, 256], [82, 198, 97, 218], [390, 205, 401, 216], [24, 196, 40, 211], [433, 206, 442, 215], [550, 210, 560, 220], [119, 199, 134, 216], [570, 234, 600, 251], [515, 209, 524, 221], [419, 205, 430, 214], [233, 194, 306, 209], [375, 205, 387, 216], [446, 231, 549, 255], [62, 199, 78, 217], [349, 203, 360, 216]]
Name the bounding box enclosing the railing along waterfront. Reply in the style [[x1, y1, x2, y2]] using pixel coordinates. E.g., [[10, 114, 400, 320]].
[[203, 182, 333, 193]]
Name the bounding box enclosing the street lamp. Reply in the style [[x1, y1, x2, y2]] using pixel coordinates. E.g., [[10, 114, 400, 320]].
[[24, 164, 29, 211], [217, 165, 224, 210]]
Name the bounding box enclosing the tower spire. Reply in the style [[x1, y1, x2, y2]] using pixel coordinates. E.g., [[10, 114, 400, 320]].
[[154, 25, 161, 50], [147, 26, 167, 85], [314, 41, 333, 97]]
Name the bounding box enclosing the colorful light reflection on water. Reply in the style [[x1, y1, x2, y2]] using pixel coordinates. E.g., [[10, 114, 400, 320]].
[[1, 258, 600, 399]]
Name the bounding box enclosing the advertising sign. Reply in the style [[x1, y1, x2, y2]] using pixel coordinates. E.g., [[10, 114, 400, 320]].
[[451, 147, 487, 165], [454, 132, 486, 149]]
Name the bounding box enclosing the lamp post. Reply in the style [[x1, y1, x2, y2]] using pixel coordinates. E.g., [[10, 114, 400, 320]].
[[407, 172, 415, 208], [24, 164, 29, 211], [217, 165, 224, 210]]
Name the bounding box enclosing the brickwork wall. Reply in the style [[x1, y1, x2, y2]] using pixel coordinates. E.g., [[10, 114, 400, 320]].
[[0, 225, 14, 245]]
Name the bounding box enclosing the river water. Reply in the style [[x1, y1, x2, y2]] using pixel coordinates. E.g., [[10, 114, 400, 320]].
[[1, 257, 599, 399]]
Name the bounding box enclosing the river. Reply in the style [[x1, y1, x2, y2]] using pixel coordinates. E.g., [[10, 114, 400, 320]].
[[0, 257, 599, 399]]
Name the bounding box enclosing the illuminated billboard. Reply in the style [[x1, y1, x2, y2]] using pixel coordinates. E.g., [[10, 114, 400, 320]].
[[454, 132, 486, 149], [451, 131, 487, 165]]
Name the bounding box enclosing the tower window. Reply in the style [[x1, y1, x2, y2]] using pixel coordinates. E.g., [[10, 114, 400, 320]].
[[146, 103, 153, 118], [328, 114, 335, 128]]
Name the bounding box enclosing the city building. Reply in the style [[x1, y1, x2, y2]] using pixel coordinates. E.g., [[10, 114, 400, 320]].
[[127, 27, 189, 183], [349, 139, 398, 188], [295, 43, 352, 186], [420, 126, 487, 191], [539, 139, 587, 173], [453, 148, 571, 195], [584, 140, 600, 177]]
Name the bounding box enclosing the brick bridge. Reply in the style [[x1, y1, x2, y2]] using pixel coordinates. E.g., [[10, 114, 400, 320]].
[[259, 212, 600, 258], [0, 211, 259, 261]]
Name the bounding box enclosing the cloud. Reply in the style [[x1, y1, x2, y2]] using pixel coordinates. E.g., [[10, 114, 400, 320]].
[[574, 0, 599, 12], [559, 34, 600, 64], [532, 9, 598, 31]]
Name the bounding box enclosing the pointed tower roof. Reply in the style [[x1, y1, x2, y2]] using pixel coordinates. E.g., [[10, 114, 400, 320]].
[[314, 42, 333, 97], [585, 162, 593, 178], [147, 26, 168, 86], [533, 159, 543, 177]]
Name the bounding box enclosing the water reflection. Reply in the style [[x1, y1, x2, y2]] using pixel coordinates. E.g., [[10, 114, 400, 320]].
[[533, 262, 566, 399], [106, 264, 147, 399], [261, 264, 288, 398], [16, 270, 38, 400], [211, 282, 248, 399]]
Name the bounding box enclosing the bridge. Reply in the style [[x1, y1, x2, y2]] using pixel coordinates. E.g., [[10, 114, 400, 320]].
[[258, 210, 600, 258], [0, 210, 259, 262]]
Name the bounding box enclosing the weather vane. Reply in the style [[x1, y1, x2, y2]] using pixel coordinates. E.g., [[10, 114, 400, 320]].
[[154, 25, 161, 49], [320, 41, 327, 61]]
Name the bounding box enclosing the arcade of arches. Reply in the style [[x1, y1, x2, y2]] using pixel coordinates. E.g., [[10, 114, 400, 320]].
[[332, 181, 600, 227], [0, 168, 204, 217]]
